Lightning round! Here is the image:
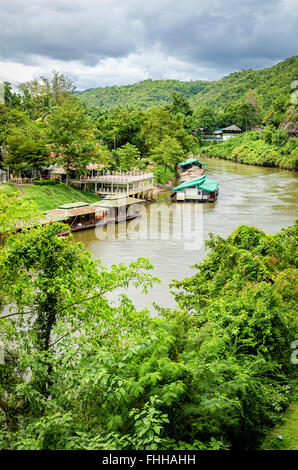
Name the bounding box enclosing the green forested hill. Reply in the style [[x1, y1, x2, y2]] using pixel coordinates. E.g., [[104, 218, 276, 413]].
[[77, 79, 208, 110], [77, 56, 298, 112], [190, 56, 298, 110]]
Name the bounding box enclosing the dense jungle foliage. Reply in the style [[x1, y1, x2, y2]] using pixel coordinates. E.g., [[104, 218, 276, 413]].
[[0, 195, 297, 450], [201, 129, 298, 170], [76, 79, 209, 111], [190, 56, 298, 111]]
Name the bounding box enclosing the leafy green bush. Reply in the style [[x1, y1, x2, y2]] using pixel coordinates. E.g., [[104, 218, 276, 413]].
[[154, 165, 175, 184], [33, 179, 60, 185]]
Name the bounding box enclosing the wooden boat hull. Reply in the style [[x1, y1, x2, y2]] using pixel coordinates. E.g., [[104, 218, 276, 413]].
[[57, 213, 141, 235]]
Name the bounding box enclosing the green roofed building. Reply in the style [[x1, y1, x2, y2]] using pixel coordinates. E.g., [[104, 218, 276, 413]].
[[179, 156, 208, 170], [171, 174, 219, 202]]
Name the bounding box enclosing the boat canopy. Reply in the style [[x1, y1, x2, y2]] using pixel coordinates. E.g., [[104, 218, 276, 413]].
[[180, 157, 208, 166], [92, 196, 143, 209], [198, 178, 219, 192], [172, 175, 219, 193], [58, 202, 90, 209]]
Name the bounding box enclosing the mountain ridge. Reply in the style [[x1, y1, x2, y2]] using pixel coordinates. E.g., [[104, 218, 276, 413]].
[[77, 56, 298, 111]]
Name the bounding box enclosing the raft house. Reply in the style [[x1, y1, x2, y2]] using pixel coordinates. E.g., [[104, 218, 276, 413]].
[[41, 195, 144, 233], [179, 157, 208, 172], [179, 157, 208, 182], [171, 174, 219, 202], [73, 170, 155, 201]]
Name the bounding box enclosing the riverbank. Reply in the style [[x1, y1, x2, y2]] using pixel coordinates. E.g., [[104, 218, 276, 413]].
[[0, 182, 100, 211], [200, 131, 298, 171]]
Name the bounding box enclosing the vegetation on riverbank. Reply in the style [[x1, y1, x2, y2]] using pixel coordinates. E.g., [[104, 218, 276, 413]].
[[201, 129, 298, 170], [0, 193, 297, 450]]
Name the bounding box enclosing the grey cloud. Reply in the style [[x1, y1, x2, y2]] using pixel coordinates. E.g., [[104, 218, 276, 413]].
[[139, 0, 297, 69], [0, 0, 145, 64], [0, 0, 297, 87]]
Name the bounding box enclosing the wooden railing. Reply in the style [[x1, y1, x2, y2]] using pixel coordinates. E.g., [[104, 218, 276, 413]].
[[95, 184, 153, 194]]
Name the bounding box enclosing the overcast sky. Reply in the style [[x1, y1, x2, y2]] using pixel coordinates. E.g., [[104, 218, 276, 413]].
[[0, 0, 297, 90]]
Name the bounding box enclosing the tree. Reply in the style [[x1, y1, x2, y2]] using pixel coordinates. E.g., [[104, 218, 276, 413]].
[[245, 89, 263, 123], [221, 102, 259, 130], [0, 194, 296, 450], [4, 120, 48, 176], [47, 98, 102, 186], [169, 91, 193, 117], [0, 195, 160, 447], [18, 70, 76, 119], [141, 107, 196, 156], [0, 194, 40, 245], [150, 136, 185, 181], [168, 223, 297, 449], [96, 108, 145, 151], [192, 106, 217, 133], [0, 105, 33, 149], [112, 143, 143, 171], [263, 96, 288, 128], [2, 82, 21, 109]]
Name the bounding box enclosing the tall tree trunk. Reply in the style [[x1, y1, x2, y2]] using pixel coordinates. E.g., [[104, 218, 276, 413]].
[[174, 163, 180, 183]]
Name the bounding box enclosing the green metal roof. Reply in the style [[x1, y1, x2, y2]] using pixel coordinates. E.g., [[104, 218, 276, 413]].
[[180, 157, 198, 166], [172, 175, 219, 193], [172, 175, 205, 191], [198, 177, 219, 192], [180, 157, 208, 166]]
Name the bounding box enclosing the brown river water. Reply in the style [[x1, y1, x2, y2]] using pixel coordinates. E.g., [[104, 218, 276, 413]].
[[73, 158, 298, 310]]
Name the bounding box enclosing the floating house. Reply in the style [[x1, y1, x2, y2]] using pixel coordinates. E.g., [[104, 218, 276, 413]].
[[179, 156, 208, 182], [179, 157, 208, 171], [171, 175, 219, 202], [42, 196, 143, 233]]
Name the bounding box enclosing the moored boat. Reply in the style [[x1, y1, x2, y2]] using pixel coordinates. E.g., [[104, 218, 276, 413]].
[[42, 195, 144, 233]]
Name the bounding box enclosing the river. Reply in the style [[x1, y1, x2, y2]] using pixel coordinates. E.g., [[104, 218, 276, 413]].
[[74, 158, 298, 311]]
